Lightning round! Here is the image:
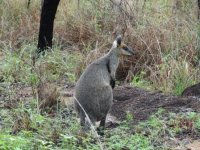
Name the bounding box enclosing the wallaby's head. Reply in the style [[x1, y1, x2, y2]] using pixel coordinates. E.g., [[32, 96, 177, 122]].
[[112, 35, 135, 56]]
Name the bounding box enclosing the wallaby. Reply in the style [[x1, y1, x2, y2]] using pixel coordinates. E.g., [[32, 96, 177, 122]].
[[74, 35, 135, 132]]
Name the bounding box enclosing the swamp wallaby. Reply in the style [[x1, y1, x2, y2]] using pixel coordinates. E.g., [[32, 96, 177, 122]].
[[74, 35, 135, 131]]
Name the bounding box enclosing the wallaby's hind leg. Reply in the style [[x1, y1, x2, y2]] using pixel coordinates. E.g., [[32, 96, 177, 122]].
[[80, 112, 96, 131], [85, 115, 96, 131], [97, 116, 106, 135], [99, 117, 106, 127]]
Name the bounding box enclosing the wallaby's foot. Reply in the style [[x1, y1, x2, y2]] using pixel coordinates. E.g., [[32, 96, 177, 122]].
[[97, 117, 106, 135], [106, 121, 119, 128], [97, 126, 105, 136]]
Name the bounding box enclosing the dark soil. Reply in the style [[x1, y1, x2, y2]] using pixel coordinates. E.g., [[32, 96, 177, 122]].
[[110, 85, 200, 123]]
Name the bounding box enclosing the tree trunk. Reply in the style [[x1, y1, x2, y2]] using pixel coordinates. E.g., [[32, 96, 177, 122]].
[[37, 0, 60, 54]]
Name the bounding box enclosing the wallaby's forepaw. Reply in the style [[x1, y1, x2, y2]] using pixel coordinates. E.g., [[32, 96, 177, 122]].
[[110, 78, 115, 89]]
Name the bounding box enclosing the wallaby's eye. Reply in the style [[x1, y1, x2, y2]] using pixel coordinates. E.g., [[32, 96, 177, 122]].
[[121, 44, 128, 50], [122, 45, 129, 51]]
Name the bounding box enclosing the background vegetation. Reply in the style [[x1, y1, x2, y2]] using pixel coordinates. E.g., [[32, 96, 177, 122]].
[[0, 0, 200, 149]]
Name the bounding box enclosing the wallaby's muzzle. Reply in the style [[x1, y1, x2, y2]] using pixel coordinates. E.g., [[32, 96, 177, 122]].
[[121, 45, 135, 56]]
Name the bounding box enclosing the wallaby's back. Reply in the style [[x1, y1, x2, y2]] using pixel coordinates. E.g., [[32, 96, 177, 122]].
[[75, 55, 113, 121]]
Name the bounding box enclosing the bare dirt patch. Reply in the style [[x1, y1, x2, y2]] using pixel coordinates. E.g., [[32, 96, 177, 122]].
[[111, 85, 200, 123]]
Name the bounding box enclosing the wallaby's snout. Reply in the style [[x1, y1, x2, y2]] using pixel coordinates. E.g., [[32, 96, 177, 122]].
[[121, 45, 135, 56]]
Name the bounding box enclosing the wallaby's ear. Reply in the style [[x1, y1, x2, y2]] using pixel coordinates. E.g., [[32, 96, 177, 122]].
[[116, 35, 122, 46]]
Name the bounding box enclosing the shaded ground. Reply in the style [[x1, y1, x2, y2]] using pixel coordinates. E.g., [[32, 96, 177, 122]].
[[111, 85, 200, 123]]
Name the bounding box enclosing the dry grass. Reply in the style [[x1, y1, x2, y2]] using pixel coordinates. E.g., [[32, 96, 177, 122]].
[[0, 0, 40, 47]]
